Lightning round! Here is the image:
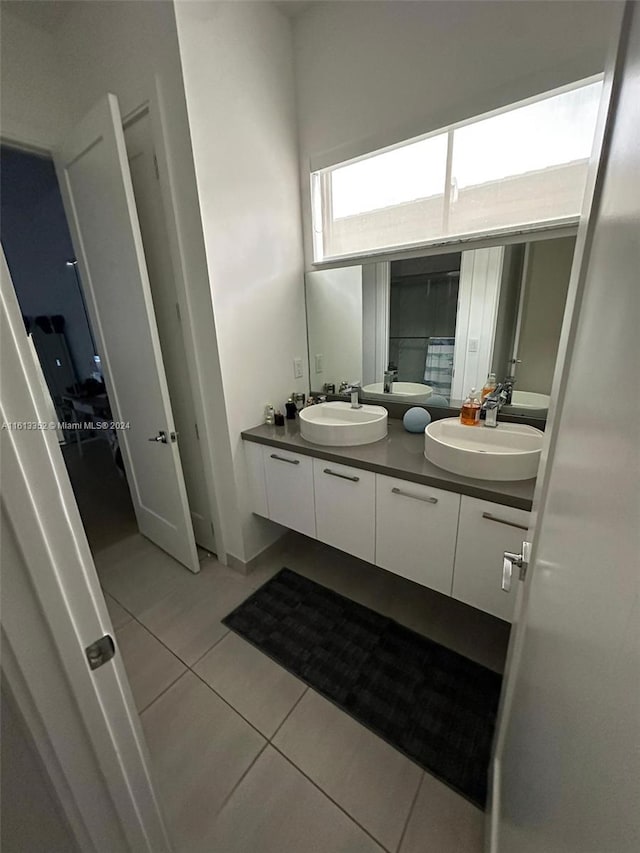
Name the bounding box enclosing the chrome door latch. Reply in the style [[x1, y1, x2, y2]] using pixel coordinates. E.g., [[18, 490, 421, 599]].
[[85, 635, 115, 670], [502, 541, 532, 592], [148, 431, 178, 444]]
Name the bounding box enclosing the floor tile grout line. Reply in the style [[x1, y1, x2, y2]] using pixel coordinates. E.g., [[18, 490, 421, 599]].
[[110, 587, 235, 672], [269, 743, 391, 853], [109, 589, 279, 741], [114, 607, 192, 668], [103, 590, 137, 627], [268, 685, 310, 743], [138, 669, 190, 717], [188, 628, 232, 669], [213, 741, 270, 818], [394, 770, 425, 853], [187, 665, 270, 743]]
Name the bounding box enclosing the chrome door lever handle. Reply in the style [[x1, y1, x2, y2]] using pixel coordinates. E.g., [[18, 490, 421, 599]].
[[502, 541, 532, 592], [502, 551, 522, 592], [148, 431, 168, 443]]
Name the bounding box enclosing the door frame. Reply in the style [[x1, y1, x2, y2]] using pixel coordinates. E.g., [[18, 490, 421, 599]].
[[0, 79, 227, 564], [487, 5, 627, 850], [1, 249, 171, 852]]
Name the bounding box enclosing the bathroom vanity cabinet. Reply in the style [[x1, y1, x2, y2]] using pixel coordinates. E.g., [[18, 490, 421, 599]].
[[244, 439, 531, 622]]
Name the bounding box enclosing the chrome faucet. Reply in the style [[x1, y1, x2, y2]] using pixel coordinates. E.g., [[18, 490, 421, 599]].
[[343, 382, 362, 409], [383, 367, 398, 393], [503, 375, 515, 405], [481, 383, 509, 428]]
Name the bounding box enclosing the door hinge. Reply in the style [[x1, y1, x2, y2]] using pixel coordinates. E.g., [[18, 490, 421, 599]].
[[153, 153, 160, 180], [210, 521, 215, 536], [175, 301, 181, 322], [195, 422, 199, 440], [86, 634, 115, 670]]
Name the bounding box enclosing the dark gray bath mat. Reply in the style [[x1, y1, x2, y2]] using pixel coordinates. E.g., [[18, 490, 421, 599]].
[[222, 567, 501, 808]]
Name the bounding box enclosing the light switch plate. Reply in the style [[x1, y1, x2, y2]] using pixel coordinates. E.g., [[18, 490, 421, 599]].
[[293, 357, 303, 379], [315, 353, 323, 373]]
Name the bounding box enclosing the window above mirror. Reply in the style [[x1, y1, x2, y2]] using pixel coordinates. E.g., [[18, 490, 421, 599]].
[[311, 77, 602, 263]]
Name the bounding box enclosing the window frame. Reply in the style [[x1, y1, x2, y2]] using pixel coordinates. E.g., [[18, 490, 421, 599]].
[[311, 74, 603, 266]]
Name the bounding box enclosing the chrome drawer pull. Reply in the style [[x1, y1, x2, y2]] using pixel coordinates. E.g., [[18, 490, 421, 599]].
[[482, 512, 528, 531], [391, 487, 437, 504], [324, 468, 359, 482], [270, 454, 300, 465]]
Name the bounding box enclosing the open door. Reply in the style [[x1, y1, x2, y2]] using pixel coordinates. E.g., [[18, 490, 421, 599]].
[[490, 6, 639, 851], [54, 94, 199, 572], [1, 249, 171, 851]]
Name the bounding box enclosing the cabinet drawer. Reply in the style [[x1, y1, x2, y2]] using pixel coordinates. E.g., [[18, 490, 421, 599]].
[[313, 459, 375, 563], [452, 496, 530, 622], [375, 475, 460, 595], [263, 447, 316, 538]]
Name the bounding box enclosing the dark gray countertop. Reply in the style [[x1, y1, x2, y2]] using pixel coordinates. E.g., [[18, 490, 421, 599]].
[[242, 418, 536, 511]]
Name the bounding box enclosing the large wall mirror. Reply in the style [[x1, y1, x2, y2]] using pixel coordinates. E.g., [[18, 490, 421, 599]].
[[306, 235, 576, 416]]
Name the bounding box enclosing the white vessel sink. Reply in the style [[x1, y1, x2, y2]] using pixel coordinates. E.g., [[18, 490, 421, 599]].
[[362, 382, 433, 403], [424, 417, 544, 481], [299, 401, 388, 447], [508, 390, 550, 411]]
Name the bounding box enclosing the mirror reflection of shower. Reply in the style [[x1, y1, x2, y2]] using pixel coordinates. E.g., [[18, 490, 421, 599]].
[[389, 253, 461, 397]]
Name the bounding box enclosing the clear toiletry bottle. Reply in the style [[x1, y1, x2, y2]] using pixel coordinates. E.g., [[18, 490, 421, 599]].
[[481, 372, 498, 400], [460, 388, 481, 425], [264, 404, 275, 425]]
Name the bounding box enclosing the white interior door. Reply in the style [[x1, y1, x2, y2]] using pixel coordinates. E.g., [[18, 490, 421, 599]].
[[123, 109, 216, 553], [491, 7, 639, 851], [55, 94, 199, 572], [1, 249, 170, 852]]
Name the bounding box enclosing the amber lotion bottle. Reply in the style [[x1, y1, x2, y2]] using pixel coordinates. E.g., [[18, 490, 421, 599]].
[[460, 388, 481, 425]]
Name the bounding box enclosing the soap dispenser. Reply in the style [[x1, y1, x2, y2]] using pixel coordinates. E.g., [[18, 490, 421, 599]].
[[481, 372, 498, 400], [460, 388, 481, 426]]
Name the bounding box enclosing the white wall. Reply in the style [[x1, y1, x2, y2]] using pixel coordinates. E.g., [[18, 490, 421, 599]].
[[293, 0, 617, 267], [306, 266, 363, 392], [0, 8, 71, 151], [174, 1, 308, 562]]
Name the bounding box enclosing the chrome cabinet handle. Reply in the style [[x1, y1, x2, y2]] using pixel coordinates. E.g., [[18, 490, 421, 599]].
[[324, 468, 359, 482], [270, 454, 300, 465], [391, 487, 437, 504], [482, 511, 528, 531]]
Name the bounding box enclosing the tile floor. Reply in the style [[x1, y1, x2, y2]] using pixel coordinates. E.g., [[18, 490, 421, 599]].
[[96, 531, 509, 853]]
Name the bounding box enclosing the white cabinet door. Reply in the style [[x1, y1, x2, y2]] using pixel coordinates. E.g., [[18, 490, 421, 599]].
[[245, 441, 268, 518], [263, 447, 316, 538], [313, 459, 375, 563], [453, 496, 530, 622], [375, 475, 460, 595]]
